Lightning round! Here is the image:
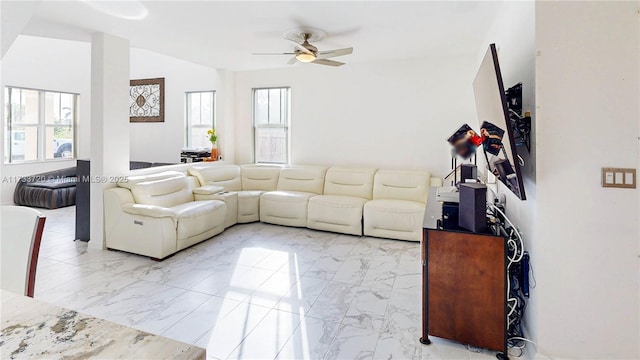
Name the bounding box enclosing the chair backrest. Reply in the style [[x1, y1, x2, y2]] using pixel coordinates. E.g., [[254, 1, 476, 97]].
[[372, 169, 431, 203], [130, 175, 194, 208], [240, 164, 282, 191], [1, 206, 46, 297], [188, 164, 242, 191], [323, 167, 377, 199], [277, 165, 328, 194]]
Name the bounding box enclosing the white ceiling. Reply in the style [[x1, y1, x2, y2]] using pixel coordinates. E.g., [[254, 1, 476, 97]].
[[9, 1, 504, 71]]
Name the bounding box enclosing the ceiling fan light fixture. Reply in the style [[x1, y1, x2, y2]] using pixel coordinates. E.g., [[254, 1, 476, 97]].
[[296, 53, 316, 63]]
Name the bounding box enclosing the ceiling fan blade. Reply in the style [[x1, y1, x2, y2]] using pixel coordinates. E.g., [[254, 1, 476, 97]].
[[316, 47, 353, 59], [287, 56, 298, 65], [311, 59, 345, 67], [253, 52, 296, 55], [286, 38, 313, 54]]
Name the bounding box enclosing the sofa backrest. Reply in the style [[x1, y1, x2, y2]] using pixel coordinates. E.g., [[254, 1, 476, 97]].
[[240, 165, 281, 191], [117, 171, 185, 190], [130, 175, 194, 208], [188, 164, 241, 191], [323, 167, 377, 199], [277, 165, 328, 194], [372, 169, 431, 203]]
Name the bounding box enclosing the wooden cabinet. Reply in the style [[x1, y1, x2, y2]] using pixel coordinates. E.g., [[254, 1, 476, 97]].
[[421, 228, 507, 357]]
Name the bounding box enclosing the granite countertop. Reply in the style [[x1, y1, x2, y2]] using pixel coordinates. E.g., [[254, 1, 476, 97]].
[[0, 290, 205, 359]]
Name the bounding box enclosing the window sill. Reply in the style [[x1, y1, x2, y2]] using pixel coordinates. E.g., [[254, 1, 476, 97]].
[[4, 158, 76, 166]]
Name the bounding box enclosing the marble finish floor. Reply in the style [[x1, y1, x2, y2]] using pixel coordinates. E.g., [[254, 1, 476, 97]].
[[33, 206, 522, 360]]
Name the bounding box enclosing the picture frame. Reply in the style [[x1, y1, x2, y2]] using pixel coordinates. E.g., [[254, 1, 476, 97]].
[[129, 78, 164, 122]]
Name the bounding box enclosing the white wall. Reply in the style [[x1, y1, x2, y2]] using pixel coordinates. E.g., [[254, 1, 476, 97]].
[[234, 56, 479, 175], [535, 1, 639, 358], [216, 69, 235, 163], [129, 48, 222, 163], [0, 35, 90, 204], [477, 0, 539, 351]]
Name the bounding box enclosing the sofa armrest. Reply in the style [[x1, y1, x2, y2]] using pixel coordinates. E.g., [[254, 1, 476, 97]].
[[430, 177, 443, 187], [193, 185, 225, 195], [122, 204, 177, 220]]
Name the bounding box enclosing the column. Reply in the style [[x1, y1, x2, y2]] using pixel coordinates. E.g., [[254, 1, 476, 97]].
[[89, 33, 130, 249]]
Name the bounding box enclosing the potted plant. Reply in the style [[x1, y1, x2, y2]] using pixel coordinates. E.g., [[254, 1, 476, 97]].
[[207, 128, 218, 160]]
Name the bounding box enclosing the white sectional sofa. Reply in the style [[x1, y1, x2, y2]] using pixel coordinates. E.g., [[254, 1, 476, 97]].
[[103, 163, 441, 259]]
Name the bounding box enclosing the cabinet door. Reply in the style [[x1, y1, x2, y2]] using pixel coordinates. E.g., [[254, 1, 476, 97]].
[[425, 229, 506, 352]]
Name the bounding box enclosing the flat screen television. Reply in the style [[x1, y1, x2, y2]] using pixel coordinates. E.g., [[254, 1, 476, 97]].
[[473, 44, 526, 200]]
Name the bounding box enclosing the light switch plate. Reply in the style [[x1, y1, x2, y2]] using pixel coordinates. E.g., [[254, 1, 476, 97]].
[[602, 167, 636, 188]]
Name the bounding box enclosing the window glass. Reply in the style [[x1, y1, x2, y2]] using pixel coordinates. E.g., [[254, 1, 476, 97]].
[[253, 87, 290, 164], [4, 87, 76, 163], [185, 91, 215, 148]]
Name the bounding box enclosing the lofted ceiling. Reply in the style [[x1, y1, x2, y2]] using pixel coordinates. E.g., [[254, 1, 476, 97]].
[[5, 1, 504, 71]]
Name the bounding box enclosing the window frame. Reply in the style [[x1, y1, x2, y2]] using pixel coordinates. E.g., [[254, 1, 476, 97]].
[[4, 86, 78, 164], [252, 87, 291, 164], [185, 90, 216, 149]]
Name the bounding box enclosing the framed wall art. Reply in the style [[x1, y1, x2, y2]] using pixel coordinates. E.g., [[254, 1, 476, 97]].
[[129, 78, 164, 122]]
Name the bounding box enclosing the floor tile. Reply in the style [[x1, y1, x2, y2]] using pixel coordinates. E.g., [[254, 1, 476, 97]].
[[324, 323, 379, 360], [201, 301, 272, 359], [162, 295, 242, 345], [275, 316, 341, 360], [226, 308, 303, 359], [27, 207, 482, 360], [135, 290, 212, 335]]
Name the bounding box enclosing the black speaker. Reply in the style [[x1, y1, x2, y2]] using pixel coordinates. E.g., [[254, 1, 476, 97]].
[[458, 183, 487, 232], [459, 163, 477, 184]]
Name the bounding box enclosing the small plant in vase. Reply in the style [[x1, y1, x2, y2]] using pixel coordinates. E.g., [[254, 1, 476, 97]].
[[207, 128, 218, 160]]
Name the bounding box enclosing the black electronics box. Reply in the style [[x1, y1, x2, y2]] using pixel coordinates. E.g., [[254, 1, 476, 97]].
[[442, 202, 461, 231], [458, 183, 487, 232]]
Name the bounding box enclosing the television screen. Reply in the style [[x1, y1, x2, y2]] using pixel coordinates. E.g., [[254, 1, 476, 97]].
[[473, 44, 526, 200]]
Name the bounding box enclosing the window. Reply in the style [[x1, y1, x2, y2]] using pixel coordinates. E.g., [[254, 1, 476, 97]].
[[253, 87, 290, 164], [185, 91, 215, 148], [4, 87, 77, 163]]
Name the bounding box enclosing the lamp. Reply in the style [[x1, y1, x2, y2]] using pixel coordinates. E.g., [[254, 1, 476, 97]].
[[296, 53, 316, 63]]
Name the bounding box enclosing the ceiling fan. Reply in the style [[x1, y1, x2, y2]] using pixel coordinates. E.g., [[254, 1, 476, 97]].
[[254, 30, 353, 67]]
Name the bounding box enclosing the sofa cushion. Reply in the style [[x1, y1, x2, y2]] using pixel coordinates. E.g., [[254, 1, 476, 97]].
[[323, 167, 376, 199], [363, 199, 426, 241], [309, 195, 368, 209], [188, 164, 242, 190], [372, 169, 431, 203], [171, 200, 226, 241], [28, 177, 77, 189], [260, 191, 315, 227], [277, 166, 327, 194], [130, 176, 194, 208], [240, 165, 281, 191], [237, 190, 263, 223], [307, 195, 368, 236]]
